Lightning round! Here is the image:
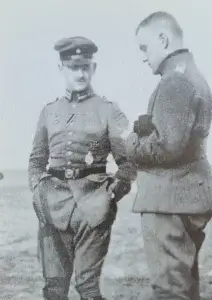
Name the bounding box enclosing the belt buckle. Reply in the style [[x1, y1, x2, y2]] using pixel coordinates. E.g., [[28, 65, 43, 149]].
[[65, 168, 80, 179], [65, 168, 74, 179]]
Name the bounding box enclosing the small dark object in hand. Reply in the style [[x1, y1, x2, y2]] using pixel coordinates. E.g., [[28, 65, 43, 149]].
[[133, 114, 156, 137]]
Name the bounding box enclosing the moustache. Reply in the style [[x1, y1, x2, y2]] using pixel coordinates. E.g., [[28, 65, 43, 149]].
[[77, 78, 86, 83]]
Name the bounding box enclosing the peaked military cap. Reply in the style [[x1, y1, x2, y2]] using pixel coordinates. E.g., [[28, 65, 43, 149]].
[[54, 36, 98, 61]]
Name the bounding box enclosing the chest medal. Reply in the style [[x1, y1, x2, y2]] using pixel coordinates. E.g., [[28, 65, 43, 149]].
[[85, 151, 94, 166]]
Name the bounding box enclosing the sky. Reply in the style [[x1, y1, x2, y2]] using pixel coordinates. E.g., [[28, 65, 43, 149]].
[[1, 0, 212, 169]]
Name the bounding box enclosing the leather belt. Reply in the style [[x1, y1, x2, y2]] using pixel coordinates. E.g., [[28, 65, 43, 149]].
[[48, 167, 106, 180]]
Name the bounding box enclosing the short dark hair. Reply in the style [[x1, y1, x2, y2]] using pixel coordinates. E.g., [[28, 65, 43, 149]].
[[135, 11, 183, 38]]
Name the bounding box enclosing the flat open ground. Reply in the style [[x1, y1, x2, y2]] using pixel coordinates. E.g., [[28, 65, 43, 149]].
[[0, 173, 212, 299]]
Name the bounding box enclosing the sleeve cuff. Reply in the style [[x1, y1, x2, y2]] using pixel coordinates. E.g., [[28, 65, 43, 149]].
[[115, 162, 137, 182]]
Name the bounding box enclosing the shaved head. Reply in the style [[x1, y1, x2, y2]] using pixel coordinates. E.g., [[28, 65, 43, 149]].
[[136, 11, 183, 39], [135, 11, 184, 75]]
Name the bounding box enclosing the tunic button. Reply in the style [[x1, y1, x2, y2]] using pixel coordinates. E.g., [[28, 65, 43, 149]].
[[68, 141, 72, 145], [68, 132, 73, 136], [67, 151, 72, 156], [67, 161, 71, 165]]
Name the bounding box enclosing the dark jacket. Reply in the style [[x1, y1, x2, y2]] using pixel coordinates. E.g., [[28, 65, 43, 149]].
[[129, 49, 212, 214]]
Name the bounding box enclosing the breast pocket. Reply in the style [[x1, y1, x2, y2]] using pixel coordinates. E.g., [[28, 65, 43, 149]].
[[73, 112, 107, 137], [47, 111, 68, 137]]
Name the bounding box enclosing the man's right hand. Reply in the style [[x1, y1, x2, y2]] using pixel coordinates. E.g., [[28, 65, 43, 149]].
[[33, 182, 47, 226], [107, 178, 131, 202]]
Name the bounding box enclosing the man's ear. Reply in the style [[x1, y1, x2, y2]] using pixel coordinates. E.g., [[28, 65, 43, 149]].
[[159, 33, 169, 49], [58, 63, 63, 72], [93, 62, 97, 73]]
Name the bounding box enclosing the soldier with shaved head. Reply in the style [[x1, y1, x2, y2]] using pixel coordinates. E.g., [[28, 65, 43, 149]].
[[126, 11, 212, 300]]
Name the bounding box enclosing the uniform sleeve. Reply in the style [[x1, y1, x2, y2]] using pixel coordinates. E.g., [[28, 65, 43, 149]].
[[127, 74, 196, 165], [28, 106, 49, 191], [107, 102, 137, 182]]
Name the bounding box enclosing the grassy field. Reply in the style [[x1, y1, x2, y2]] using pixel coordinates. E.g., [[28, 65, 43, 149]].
[[0, 175, 212, 299]]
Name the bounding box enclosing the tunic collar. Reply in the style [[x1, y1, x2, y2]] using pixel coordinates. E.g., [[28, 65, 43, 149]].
[[65, 85, 94, 102], [157, 49, 192, 76]]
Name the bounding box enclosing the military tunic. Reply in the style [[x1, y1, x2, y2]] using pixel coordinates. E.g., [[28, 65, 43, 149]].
[[28, 91, 132, 299], [29, 92, 129, 191], [128, 50, 212, 214]]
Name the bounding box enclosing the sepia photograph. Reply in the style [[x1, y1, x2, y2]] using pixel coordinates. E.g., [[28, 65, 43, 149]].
[[1, 0, 212, 299]]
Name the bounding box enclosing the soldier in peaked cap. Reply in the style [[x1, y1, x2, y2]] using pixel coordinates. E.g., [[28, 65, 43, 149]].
[[28, 36, 136, 300]]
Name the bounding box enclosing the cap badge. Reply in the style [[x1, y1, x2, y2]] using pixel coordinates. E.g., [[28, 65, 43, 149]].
[[76, 48, 81, 54]]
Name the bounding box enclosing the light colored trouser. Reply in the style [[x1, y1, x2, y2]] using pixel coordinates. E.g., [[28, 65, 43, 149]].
[[38, 202, 116, 300], [141, 213, 211, 300]]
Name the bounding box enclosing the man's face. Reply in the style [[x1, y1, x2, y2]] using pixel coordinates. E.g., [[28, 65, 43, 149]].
[[136, 27, 168, 74], [60, 59, 96, 92]]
